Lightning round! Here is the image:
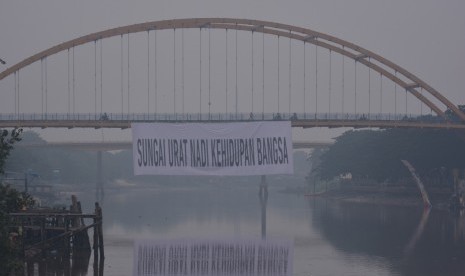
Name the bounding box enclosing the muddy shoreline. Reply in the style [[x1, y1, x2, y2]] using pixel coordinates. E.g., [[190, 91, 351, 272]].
[[285, 185, 453, 209]]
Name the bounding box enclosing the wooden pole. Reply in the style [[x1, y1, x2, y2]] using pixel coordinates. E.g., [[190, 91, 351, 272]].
[[259, 175, 268, 239], [93, 215, 98, 261], [94, 202, 104, 259], [98, 221, 104, 258], [40, 217, 45, 258], [64, 217, 70, 259]]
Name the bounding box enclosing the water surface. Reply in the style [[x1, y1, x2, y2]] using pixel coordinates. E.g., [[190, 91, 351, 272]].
[[74, 184, 465, 276]]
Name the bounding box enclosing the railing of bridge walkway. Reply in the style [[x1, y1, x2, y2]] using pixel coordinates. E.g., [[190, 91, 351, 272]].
[[0, 112, 448, 123]]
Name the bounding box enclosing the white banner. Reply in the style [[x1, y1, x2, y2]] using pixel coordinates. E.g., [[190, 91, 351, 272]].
[[133, 238, 293, 276], [132, 122, 293, 176]]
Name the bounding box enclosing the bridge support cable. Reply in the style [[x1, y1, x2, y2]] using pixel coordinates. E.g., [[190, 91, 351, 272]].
[[262, 31, 265, 119], [173, 28, 176, 117], [182, 27, 185, 117], [225, 29, 228, 115], [154, 30, 158, 115], [288, 32, 291, 117], [147, 31, 150, 114], [199, 28, 202, 119], [41, 58, 44, 116], [341, 45, 345, 118], [328, 49, 332, 117], [17, 71, 20, 116], [120, 34, 124, 117], [277, 35, 280, 113], [208, 27, 211, 119], [13, 71, 16, 115], [94, 40, 97, 119], [66, 49, 71, 116], [303, 42, 306, 118], [41, 58, 45, 117], [18, 72, 20, 116], [368, 57, 371, 117], [315, 45, 318, 118], [13, 71, 17, 116], [100, 39, 103, 115], [354, 60, 357, 115], [394, 70, 397, 118], [45, 58, 48, 117], [72, 47, 76, 116], [127, 33, 130, 116], [251, 30, 254, 115], [67, 49, 70, 117], [235, 25, 238, 117]]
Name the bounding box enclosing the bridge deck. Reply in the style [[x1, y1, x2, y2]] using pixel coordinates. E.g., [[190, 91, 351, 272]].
[[1, 119, 464, 130]]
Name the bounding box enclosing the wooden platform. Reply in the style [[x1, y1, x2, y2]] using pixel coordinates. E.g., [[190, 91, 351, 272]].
[[8, 200, 104, 261]]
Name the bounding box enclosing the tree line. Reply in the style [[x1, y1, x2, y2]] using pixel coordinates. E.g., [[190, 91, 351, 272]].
[[315, 128, 465, 187]]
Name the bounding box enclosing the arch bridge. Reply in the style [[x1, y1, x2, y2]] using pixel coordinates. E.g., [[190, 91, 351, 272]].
[[1, 18, 464, 129]]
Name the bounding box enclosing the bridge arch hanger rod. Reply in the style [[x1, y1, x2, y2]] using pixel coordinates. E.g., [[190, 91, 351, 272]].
[[1, 18, 463, 122]]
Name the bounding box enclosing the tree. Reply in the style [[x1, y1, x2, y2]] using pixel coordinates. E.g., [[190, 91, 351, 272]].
[[0, 128, 26, 275], [316, 129, 465, 185], [0, 184, 35, 275], [0, 128, 22, 175]]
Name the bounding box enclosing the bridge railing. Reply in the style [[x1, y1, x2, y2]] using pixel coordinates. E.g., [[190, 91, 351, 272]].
[[0, 112, 447, 123]]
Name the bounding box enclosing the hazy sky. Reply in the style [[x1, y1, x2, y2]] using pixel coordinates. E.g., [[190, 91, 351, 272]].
[[1, 0, 464, 141]]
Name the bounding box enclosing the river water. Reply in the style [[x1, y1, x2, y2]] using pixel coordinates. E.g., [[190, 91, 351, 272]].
[[70, 182, 465, 276]]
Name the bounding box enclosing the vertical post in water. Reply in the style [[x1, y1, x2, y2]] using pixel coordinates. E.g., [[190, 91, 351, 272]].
[[64, 216, 70, 259], [96, 151, 104, 201], [259, 175, 268, 239], [40, 217, 46, 258], [93, 206, 99, 263], [95, 202, 104, 259]]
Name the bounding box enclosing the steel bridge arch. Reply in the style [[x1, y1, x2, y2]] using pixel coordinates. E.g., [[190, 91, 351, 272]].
[[1, 18, 464, 122]]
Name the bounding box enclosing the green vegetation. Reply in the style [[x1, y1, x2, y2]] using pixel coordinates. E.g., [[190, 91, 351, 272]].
[[315, 129, 465, 186], [0, 128, 35, 275], [0, 184, 35, 275], [0, 129, 21, 174]]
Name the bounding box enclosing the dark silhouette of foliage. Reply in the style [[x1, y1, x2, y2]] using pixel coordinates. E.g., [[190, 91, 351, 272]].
[[0, 129, 22, 174], [0, 185, 35, 275], [0, 128, 27, 275], [316, 129, 465, 184]]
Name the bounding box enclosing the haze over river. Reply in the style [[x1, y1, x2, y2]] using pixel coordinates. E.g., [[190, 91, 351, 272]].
[[73, 181, 465, 276]]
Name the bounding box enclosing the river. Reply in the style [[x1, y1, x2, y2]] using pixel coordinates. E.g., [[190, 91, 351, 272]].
[[53, 182, 465, 275]]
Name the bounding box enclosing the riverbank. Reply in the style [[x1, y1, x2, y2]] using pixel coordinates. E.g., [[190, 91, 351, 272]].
[[286, 184, 453, 209]]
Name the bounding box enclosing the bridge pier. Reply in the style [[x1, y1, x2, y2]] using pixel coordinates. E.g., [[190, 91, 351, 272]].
[[96, 151, 104, 202], [259, 175, 268, 239]]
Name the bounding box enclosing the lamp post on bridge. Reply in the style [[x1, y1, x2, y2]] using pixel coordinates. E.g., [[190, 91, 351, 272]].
[[0, 58, 6, 65]]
